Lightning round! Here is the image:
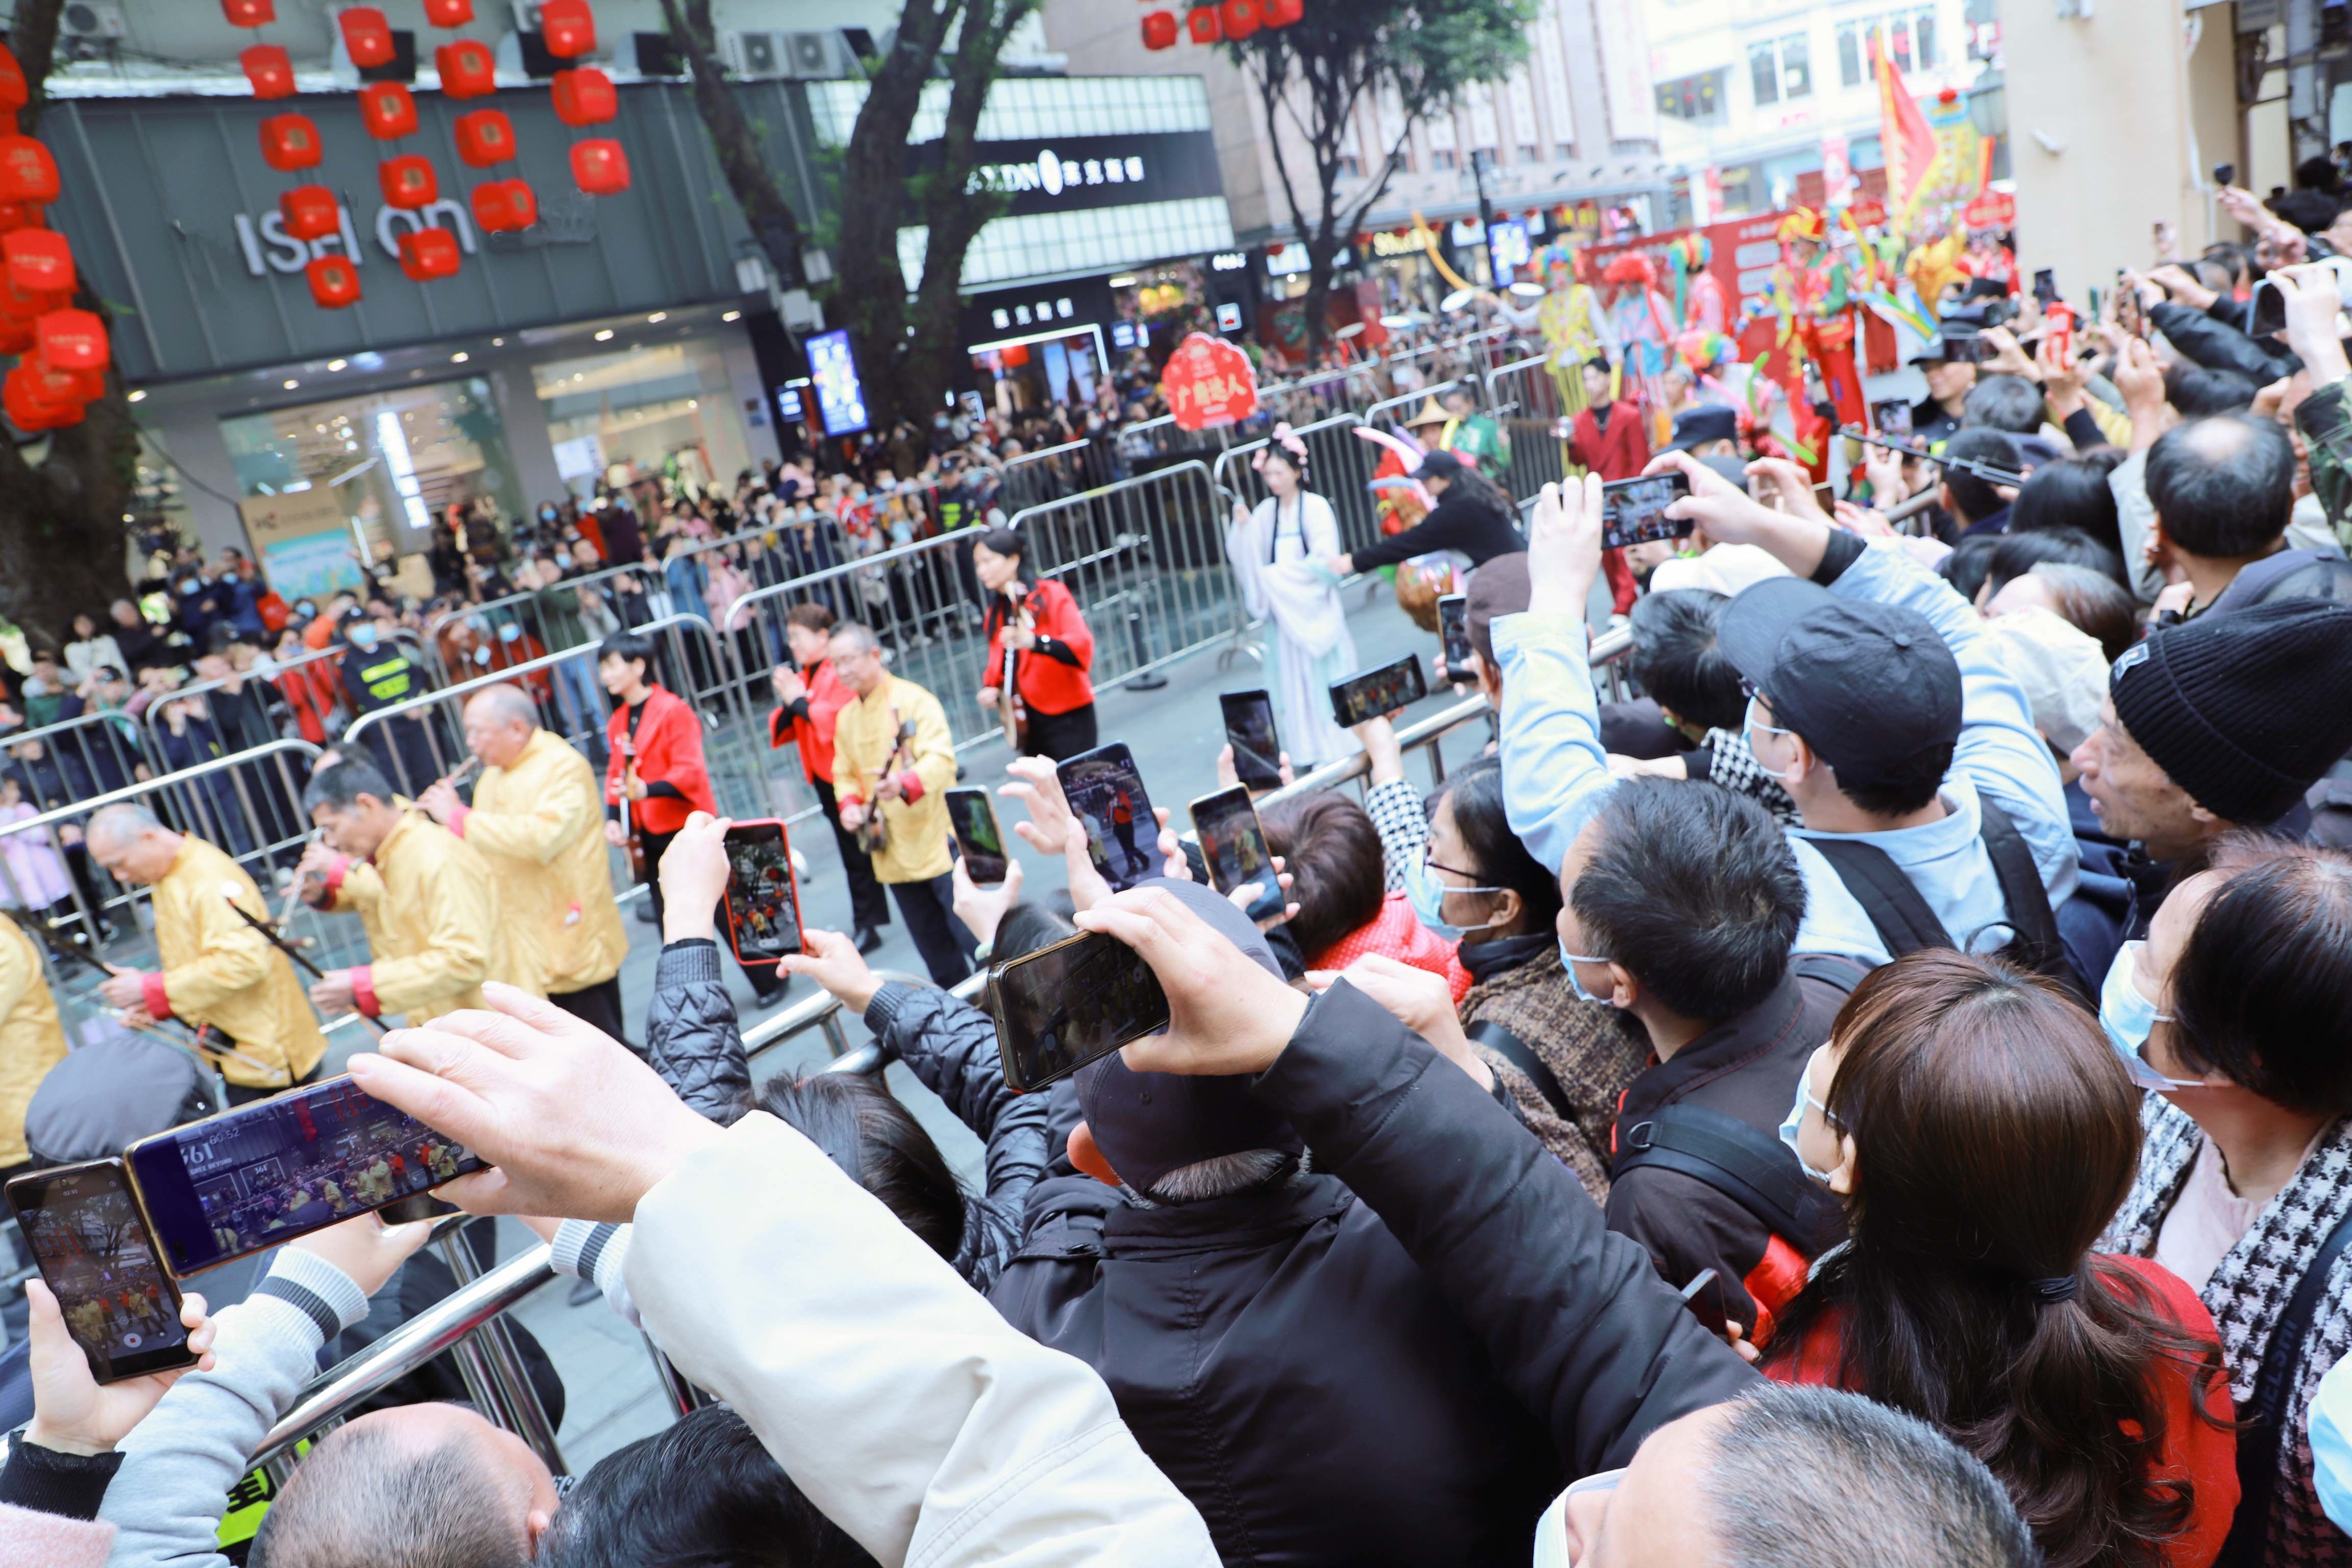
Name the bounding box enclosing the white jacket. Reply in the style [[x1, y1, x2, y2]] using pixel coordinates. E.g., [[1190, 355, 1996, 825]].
[[627, 1112, 1219, 1568]]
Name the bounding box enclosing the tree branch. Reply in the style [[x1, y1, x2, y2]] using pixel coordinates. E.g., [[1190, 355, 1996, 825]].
[[661, 0, 809, 287]]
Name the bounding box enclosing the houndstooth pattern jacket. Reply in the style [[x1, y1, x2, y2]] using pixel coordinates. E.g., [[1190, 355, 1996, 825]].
[[2104, 1099, 2352, 1566]]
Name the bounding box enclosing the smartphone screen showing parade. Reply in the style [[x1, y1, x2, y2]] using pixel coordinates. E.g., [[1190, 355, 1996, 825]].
[[1329, 654, 1429, 729], [947, 786, 1010, 886], [990, 930, 1171, 1092], [1220, 690, 1284, 790], [722, 819, 805, 967], [126, 1076, 482, 1275], [1190, 786, 1286, 924], [1599, 473, 1696, 553], [6, 1160, 197, 1383], [1437, 594, 1474, 673], [1056, 742, 1160, 894]]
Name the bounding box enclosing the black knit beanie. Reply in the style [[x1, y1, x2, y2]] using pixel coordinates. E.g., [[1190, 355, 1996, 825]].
[[2109, 599, 2352, 826]]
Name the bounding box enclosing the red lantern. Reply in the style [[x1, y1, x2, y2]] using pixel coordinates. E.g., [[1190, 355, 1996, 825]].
[[358, 82, 419, 140], [0, 204, 38, 236], [454, 109, 514, 167], [338, 7, 395, 69], [1185, 7, 1221, 43], [259, 112, 322, 172], [0, 270, 64, 322], [221, 0, 275, 24], [241, 44, 296, 100], [36, 309, 107, 373], [1219, 0, 1260, 39], [422, 0, 472, 23], [19, 353, 88, 405], [307, 254, 362, 308], [570, 138, 629, 195], [1141, 10, 1178, 48], [0, 43, 28, 113], [380, 154, 438, 209], [0, 315, 31, 355], [398, 226, 462, 281], [1264, 0, 1303, 24], [435, 40, 496, 99], [551, 67, 617, 127], [540, 0, 596, 58], [471, 177, 536, 233], [281, 184, 340, 241], [0, 137, 59, 205], [5, 363, 81, 429], [4, 229, 72, 295]]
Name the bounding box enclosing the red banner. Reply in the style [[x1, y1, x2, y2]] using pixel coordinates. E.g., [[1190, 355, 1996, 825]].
[[1160, 330, 1260, 430]]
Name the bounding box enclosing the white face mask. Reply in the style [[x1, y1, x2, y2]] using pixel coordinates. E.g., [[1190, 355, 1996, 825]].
[[1744, 693, 1803, 788], [1777, 1045, 1840, 1184], [2098, 941, 2203, 1091]]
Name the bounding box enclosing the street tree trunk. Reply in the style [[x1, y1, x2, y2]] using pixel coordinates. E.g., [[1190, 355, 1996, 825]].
[[662, 0, 810, 290], [0, 0, 138, 644]]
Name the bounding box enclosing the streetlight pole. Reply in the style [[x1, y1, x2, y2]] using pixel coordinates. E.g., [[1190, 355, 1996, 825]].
[[1471, 148, 1498, 285]]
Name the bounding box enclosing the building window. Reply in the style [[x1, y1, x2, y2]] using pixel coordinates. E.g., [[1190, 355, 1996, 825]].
[[1656, 69, 1727, 125], [1837, 24, 1864, 86], [1839, 11, 1939, 84], [1749, 40, 1779, 106], [1518, 143, 1539, 162], [1916, 11, 1938, 66], [1338, 152, 1361, 177], [1432, 148, 1457, 170], [1554, 140, 1575, 159], [1779, 34, 1812, 98]]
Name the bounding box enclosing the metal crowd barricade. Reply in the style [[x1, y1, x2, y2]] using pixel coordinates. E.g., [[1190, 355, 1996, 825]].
[[1210, 413, 1383, 558], [1483, 352, 1573, 503], [230, 617, 1640, 1480], [996, 436, 1096, 515], [0, 706, 157, 805]]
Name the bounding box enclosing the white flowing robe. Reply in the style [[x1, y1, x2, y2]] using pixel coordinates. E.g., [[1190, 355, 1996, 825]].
[[1226, 491, 1357, 767]]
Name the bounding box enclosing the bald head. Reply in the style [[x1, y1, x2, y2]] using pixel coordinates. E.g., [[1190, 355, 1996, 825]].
[[2145, 411, 2294, 560], [85, 804, 182, 886], [462, 684, 540, 769], [251, 1403, 557, 1568]]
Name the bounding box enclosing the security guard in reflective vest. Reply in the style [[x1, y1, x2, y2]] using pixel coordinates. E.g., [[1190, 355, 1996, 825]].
[[335, 608, 438, 793]]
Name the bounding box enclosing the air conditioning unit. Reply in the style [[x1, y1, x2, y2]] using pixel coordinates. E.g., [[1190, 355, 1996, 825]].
[[784, 32, 843, 78], [726, 30, 785, 78], [60, 1, 127, 39]]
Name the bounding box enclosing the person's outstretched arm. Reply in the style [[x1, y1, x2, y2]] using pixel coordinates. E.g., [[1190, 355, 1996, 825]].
[[1495, 476, 1614, 875]]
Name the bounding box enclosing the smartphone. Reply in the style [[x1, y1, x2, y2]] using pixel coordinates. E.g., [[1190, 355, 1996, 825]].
[[1329, 652, 1429, 729], [1871, 399, 1913, 439], [2031, 267, 2058, 307], [1810, 481, 1837, 514], [1436, 592, 1473, 673], [1678, 1267, 1730, 1338], [1219, 689, 1284, 791], [1055, 742, 1160, 894], [125, 1075, 484, 1275], [721, 819, 804, 967], [6, 1160, 197, 1383], [989, 929, 1171, 1093], [1941, 333, 1996, 364], [1599, 472, 1695, 553], [2214, 161, 2237, 188], [2115, 276, 2148, 339], [1189, 785, 1285, 924], [946, 786, 1009, 885], [2045, 301, 2075, 362]]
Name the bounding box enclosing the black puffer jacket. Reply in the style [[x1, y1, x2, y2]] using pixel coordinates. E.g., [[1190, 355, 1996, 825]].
[[2150, 299, 2299, 384], [861, 981, 1051, 1293], [642, 940, 754, 1122]]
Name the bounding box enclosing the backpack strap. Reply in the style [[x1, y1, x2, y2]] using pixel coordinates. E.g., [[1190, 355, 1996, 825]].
[[2220, 1205, 2352, 1567], [1788, 952, 1869, 996], [1612, 1102, 1814, 1245], [1466, 1018, 1575, 1122], [1801, 836, 1950, 960], [1974, 797, 2072, 988]]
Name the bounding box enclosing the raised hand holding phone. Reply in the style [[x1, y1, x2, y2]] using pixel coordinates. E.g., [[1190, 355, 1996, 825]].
[[1524, 474, 1605, 618], [1074, 885, 1307, 1080], [24, 1278, 213, 1450]]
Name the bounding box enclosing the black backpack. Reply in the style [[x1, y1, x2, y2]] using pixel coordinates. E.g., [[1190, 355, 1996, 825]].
[[1801, 796, 2076, 993]]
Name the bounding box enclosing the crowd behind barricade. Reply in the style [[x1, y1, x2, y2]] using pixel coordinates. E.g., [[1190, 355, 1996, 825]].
[[17, 199, 2352, 1567]]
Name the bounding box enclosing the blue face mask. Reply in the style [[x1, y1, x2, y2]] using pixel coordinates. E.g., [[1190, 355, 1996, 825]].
[[1557, 942, 1614, 1006], [1403, 857, 1502, 941], [2099, 941, 2202, 1091], [348, 625, 379, 650], [1777, 1049, 1839, 1185]]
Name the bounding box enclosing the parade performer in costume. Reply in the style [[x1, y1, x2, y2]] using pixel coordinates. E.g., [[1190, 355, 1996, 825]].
[[1534, 243, 1612, 408], [1228, 425, 1357, 768], [1742, 208, 1867, 450], [1668, 234, 1729, 336], [1565, 355, 1648, 616]]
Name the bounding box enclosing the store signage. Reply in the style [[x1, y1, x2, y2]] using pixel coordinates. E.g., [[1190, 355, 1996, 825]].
[[925, 131, 1223, 219], [231, 200, 479, 277], [991, 297, 1076, 331], [1365, 229, 1423, 259], [806, 328, 870, 436], [1210, 251, 1246, 271], [1214, 301, 1243, 332], [971, 149, 1146, 197], [1160, 330, 1257, 430], [1963, 190, 2015, 228]]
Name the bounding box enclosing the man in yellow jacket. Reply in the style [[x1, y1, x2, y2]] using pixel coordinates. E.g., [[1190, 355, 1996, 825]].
[[829, 621, 973, 985], [0, 911, 67, 1180], [86, 805, 329, 1104], [296, 752, 525, 1027], [417, 684, 628, 1039]]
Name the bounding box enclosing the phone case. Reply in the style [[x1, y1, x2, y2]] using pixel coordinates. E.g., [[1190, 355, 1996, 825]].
[[722, 818, 800, 970]]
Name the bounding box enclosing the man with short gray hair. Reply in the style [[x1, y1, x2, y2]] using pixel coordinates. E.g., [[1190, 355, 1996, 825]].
[[85, 803, 325, 1103]]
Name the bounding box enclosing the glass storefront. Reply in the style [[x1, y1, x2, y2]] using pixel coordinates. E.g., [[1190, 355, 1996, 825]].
[[533, 338, 752, 502]]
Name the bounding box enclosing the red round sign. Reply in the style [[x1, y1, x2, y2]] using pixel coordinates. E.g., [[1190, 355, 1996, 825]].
[[1159, 331, 1259, 431]]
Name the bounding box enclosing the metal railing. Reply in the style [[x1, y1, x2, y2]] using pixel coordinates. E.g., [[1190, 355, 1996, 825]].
[[1210, 413, 1384, 558], [1, 705, 158, 804], [1483, 353, 1576, 502]]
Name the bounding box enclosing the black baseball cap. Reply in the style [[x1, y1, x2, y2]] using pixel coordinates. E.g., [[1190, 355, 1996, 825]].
[[1716, 576, 1963, 788], [1664, 405, 1738, 452], [1412, 448, 1469, 484]]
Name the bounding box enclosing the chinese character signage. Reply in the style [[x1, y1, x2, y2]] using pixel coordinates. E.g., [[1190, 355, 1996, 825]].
[[1159, 330, 1258, 431], [806, 328, 869, 436]]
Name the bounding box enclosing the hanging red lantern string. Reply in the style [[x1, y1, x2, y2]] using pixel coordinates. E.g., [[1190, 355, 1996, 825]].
[[338, 7, 395, 69]]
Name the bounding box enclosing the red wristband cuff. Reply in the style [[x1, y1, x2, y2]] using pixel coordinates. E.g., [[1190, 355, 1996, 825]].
[[897, 770, 924, 804], [448, 803, 471, 839], [321, 855, 350, 901], [351, 965, 380, 1019], [140, 972, 173, 1021]]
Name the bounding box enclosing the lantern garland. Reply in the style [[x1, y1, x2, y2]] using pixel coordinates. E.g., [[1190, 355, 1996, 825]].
[[1140, 0, 1301, 51], [0, 39, 105, 433]]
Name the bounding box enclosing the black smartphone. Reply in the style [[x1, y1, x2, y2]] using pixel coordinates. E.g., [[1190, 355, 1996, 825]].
[[1189, 785, 1285, 924], [946, 785, 1009, 885], [2115, 275, 2148, 339], [1941, 333, 1996, 364], [1871, 399, 1913, 439], [989, 929, 1171, 1092], [1599, 473, 1695, 553], [125, 1076, 484, 1275], [1220, 690, 1284, 790], [1055, 742, 1160, 894], [2252, 279, 2285, 337], [722, 819, 803, 968], [2031, 267, 2058, 307], [1329, 652, 1428, 729], [7, 1160, 198, 1383], [1678, 1267, 1729, 1337], [2214, 161, 2237, 188], [1436, 592, 1473, 673]]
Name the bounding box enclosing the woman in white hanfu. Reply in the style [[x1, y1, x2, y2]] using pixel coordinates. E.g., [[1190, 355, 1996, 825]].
[[1226, 424, 1357, 768]]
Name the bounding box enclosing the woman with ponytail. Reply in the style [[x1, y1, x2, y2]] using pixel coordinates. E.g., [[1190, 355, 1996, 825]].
[[1768, 948, 2237, 1568]]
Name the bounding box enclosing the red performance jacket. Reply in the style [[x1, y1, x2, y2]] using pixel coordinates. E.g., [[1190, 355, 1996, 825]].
[[767, 656, 855, 786], [984, 576, 1095, 717], [1569, 400, 1651, 615], [605, 685, 714, 835]]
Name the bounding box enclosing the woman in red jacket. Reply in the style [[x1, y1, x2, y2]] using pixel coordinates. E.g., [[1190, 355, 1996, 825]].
[[768, 601, 889, 953], [1565, 354, 1648, 614], [972, 527, 1096, 761], [1770, 949, 2235, 1568]]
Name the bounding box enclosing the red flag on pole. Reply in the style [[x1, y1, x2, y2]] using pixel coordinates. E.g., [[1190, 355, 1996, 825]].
[[1871, 31, 1941, 224]]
